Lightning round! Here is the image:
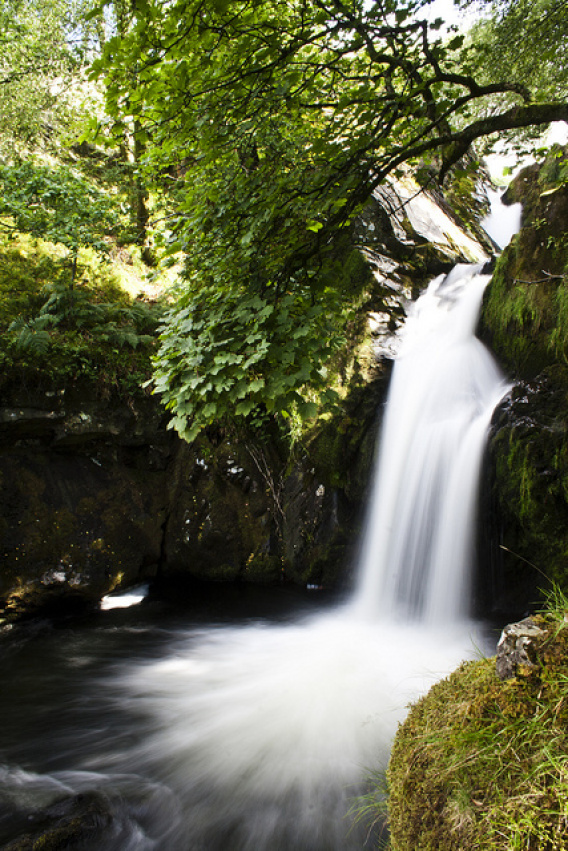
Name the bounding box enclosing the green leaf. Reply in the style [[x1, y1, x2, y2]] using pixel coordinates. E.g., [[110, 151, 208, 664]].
[[297, 400, 319, 419], [235, 399, 255, 416], [249, 377, 266, 392]]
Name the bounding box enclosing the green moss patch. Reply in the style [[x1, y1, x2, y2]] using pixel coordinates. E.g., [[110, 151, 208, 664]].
[[481, 151, 568, 379], [387, 608, 568, 850]]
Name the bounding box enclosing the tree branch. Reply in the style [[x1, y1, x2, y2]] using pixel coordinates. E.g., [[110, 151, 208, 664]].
[[438, 101, 568, 182]]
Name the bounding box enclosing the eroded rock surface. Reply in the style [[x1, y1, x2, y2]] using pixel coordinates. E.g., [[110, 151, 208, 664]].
[[495, 617, 546, 680]]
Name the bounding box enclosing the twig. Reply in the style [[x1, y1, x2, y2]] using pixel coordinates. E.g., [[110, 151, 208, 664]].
[[514, 271, 564, 285]]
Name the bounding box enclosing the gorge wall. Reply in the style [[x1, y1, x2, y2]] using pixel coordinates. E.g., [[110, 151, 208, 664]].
[[481, 148, 568, 615], [5, 153, 567, 624], [388, 156, 568, 848]]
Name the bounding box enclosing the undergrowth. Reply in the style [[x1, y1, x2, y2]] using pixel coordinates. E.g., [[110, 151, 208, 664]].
[[0, 230, 165, 394]]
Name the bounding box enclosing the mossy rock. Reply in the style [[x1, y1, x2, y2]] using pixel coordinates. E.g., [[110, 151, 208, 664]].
[[242, 554, 284, 583], [489, 373, 568, 595], [387, 613, 568, 850], [2, 791, 113, 850], [481, 149, 568, 605], [481, 149, 568, 379], [163, 433, 279, 582]]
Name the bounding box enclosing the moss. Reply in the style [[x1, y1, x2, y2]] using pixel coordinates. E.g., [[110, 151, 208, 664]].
[[482, 243, 567, 377], [243, 553, 284, 583], [306, 376, 382, 500], [387, 613, 568, 850], [481, 150, 568, 379], [490, 375, 568, 592], [480, 149, 568, 599]]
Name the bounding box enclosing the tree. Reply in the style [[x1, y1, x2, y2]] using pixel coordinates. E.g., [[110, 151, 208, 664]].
[[462, 0, 568, 103], [0, 160, 119, 284], [459, 0, 568, 156], [0, 0, 94, 154], [86, 0, 157, 263], [91, 0, 568, 441]]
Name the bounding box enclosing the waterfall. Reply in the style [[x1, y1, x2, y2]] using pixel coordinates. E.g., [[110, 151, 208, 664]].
[[482, 188, 522, 249], [101, 262, 508, 850], [353, 263, 510, 623], [1, 263, 510, 851]]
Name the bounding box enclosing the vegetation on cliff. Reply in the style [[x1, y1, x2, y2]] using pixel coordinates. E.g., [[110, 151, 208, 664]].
[[480, 149, 568, 597], [1, 0, 566, 441], [0, 226, 163, 396], [483, 149, 568, 377], [386, 592, 568, 850]]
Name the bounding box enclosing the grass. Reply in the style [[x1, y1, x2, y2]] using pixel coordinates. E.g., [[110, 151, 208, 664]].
[[380, 590, 568, 850]]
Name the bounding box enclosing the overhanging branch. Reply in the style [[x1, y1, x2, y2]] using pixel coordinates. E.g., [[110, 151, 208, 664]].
[[438, 102, 568, 182]]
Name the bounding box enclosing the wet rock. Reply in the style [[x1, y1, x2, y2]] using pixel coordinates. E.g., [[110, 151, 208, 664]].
[[481, 148, 568, 610], [483, 372, 568, 615], [1, 790, 113, 850], [373, 177, 489, 264], [163, 436, 279, 583]]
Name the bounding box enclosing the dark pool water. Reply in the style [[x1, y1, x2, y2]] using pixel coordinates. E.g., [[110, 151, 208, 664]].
[[0, 583, 490, 850]]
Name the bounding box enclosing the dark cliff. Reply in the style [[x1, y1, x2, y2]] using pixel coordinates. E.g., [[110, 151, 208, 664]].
[[481, 148, 568, 614]]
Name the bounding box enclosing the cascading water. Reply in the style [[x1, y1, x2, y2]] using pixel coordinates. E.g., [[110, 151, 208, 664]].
[[0, 263, 510, 851], [353, 263, 511, 624]]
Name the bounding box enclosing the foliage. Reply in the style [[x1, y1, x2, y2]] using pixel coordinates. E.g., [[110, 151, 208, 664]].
[[89, 0, 568, 440], [0, 234, 62, 323], [153, 275, 353, 442], [0, 230, 162, 393], [0, 0, 94, 154], [463, 0, 568, 118], [386, 604, 568, 850], [0, 160, 120, 282]]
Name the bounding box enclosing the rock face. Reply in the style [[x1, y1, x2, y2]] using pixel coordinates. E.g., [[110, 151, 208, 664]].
[[0, 378, 384, 619], [0, 384, 173, 618], [480, 148, 568, 611], [495, 617, 546, 680], [0, 179, 490, 620]]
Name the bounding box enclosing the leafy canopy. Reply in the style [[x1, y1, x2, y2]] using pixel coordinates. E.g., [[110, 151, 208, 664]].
[[461, 0, 568, 157], [92, 0, 568, 440], [463, 0, 568, 103], [0, 0, 95, 153]]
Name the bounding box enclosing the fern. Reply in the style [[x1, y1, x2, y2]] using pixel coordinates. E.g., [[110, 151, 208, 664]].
[[91, 322, 145, 349], [8, 314, 54, 356]]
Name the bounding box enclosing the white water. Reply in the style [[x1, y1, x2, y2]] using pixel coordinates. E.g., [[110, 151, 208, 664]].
[[0, 264, 510, 850], [96, 262, 508, 848], [353, 263, 511, 624], [482, 188, 522, 249]]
